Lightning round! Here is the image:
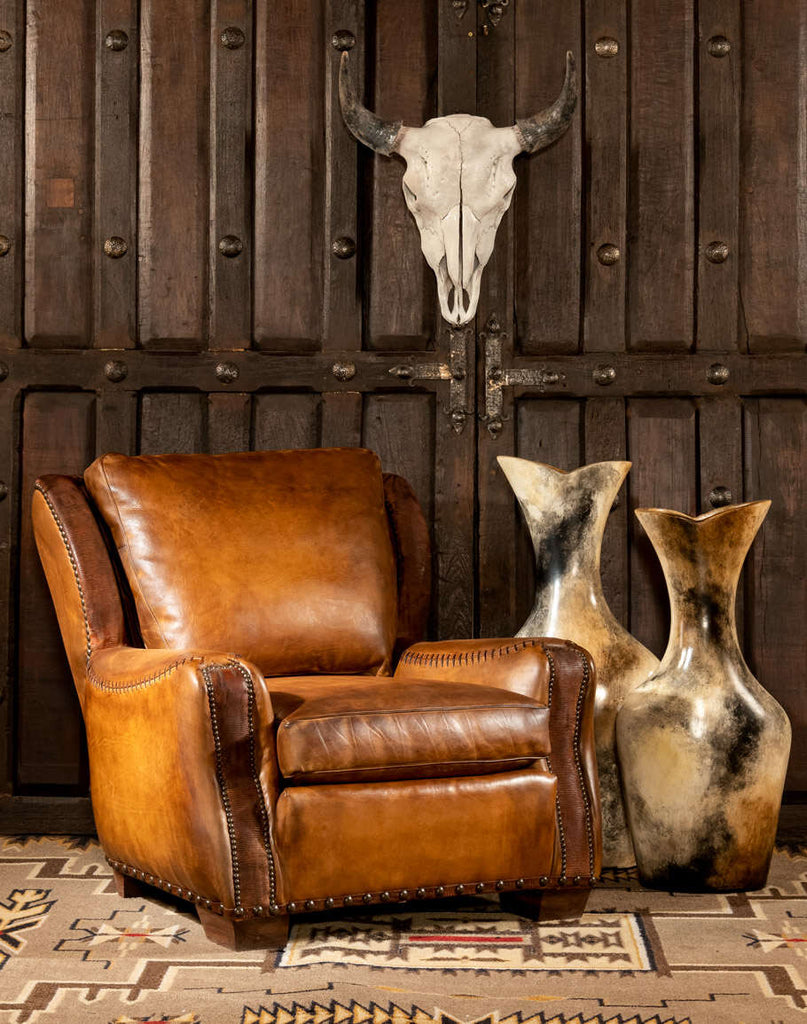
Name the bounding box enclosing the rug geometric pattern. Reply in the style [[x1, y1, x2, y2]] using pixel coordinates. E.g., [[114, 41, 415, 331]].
[[0, 836, 804, 1023]]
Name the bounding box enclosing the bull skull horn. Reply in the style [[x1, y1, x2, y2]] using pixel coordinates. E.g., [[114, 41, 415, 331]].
[[338, 51, 403, 156], [515, 50, 577, 153]]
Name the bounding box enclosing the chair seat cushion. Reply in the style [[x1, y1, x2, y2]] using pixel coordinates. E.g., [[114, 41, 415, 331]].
[[274, 677, 550, 785]]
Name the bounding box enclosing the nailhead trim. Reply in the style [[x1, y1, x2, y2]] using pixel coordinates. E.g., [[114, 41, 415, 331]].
[[202, 665, 242, 911], [540, 644, 568, 881], [573, 648, 597, 879], [107, 856, 593, 918], [35, 484, 92, 666]]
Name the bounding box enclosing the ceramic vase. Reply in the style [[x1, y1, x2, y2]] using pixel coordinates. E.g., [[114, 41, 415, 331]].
[[617, 501, 791, 891], [498, 457, 659, 868]]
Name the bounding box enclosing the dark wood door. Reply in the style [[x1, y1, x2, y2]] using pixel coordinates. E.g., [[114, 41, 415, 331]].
[[0, 0, 804, 831]]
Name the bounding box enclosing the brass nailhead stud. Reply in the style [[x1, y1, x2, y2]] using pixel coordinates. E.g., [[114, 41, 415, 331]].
[[332, 361, 356, 381], [219, 234, 243, 258], [0, 235, 11, 257], [398, 889, 409, 901], [220, 26, 245, 49], [708, 485, 733, 508], [269, 902, 280, 915], [495, 880, 505, 891], [415, 887, 427, 899], [104, 29, 129, 51], [705, 240, 729, 263], [539, 876, 549, 886], [455, 884, 465, 895], [0, 30, 12, 52], [435, 886, 445, 897], [176, 888, 185, 898], [362, 893, 373, 904], [325, 897, 335, 908], [215, 361, 239, 384], [104, 359, 127, 383], [287, 902, 298, 912], [475, 883, 485, 893], [597, 242, 620, 265], [593, 364, 616, 386], [594, 36, 619, 57], [559, 876, 568, 886], [380, 891, 391, 902], [707, 362, 729, 385], [205, 900, 212, 910], [253, 905, 264, 915], [146, 874, 153, 883], [707, 35, 731, 57], [332, 236, 356, 259], [331, 29, 356, 51], [104, 236, 128, 259], [343, 895, 354, 906], [515, 878, 525, 889], [304, 899, 316, 910], [574, 875, 584, 885]]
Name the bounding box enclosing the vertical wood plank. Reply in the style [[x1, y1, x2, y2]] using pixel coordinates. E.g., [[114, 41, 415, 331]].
[[208, 392, 251, 453], [628, 399, 698, 655], [514, 399, 583, 631], [321, 392, 362, 448], [25, 0, 94, 346], [323, 0, 362, 352], [696, 0, 740, 350], [584, 397, 628, 627], [741, 3, 807, 350], [437, 0, 476, 116], [362, 392, 435, 523], [0, 388, 18, 791], [139, 393, 205, 454], [252, 393, 320, 450], [253, 0, 324, 350], [476, 16, 517, 638], [209, 0, 251, 351], [18, 392, 96, 787], [96, 390, 137, 455], [139, 0, 209, 348], [365, 0, 435, 350], [584, 4, 627, 352], [94, 0, 138, 348], [514, 4, 582, 354], [628, 0, 695, 350], [0, 0, 23, 346], [744, 398, 807, 790]]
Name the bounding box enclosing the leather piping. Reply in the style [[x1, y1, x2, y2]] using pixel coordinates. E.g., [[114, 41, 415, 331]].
[[283, 755, 541, 780], [34, 483, 92, 666], [286, 702, 548, 722]]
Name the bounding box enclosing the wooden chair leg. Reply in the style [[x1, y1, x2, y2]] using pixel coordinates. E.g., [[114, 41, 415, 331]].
[[500, 887, 590, 922], [112, 868, 145, 898], [197, 907, 290, 951]]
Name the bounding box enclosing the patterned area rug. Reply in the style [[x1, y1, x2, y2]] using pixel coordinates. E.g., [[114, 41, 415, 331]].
[[0, 837, 806, 1024]]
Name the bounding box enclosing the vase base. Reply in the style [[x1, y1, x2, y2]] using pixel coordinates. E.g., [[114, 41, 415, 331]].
[[637, 865, 771, 893]]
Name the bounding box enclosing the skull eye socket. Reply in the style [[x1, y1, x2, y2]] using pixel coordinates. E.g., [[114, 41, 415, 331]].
[[403, 182, 418, 204]]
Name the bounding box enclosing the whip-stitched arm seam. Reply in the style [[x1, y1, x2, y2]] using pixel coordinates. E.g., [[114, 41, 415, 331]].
[[399, 638, 545, 668], [87, 654, 204, 692]]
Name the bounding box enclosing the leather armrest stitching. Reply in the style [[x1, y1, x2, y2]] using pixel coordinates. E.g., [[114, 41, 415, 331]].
[[399, 638, 544, 668], [87, 654, 201, 692], [202, 663, 242, 913], [285, 703, 548, 724], [284, 755, 544, 779], [228, 659, 278, 909], [35, 483, 92, 667]]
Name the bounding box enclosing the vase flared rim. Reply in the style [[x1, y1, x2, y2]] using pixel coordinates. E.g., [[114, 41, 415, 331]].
[[635, 499, 771, 523], [497, 456, 632, 476]]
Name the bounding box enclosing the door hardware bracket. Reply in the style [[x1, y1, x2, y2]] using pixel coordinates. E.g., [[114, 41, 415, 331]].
[[389, 327, 471, 433], [483, 315, 566, 437]]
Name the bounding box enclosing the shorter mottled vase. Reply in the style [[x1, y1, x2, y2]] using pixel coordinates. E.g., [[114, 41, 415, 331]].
[[498, 457, 659, 868], [617, 501, 791, 891]]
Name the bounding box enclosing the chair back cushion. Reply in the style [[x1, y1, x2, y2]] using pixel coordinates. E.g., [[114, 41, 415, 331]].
[[84, 448, 398, 676]]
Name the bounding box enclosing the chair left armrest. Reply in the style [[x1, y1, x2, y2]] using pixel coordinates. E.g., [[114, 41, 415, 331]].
[[396, 638, 602, 883]]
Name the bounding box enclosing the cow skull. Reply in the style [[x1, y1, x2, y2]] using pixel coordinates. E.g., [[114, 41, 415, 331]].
[[339, 51, 577, 326]]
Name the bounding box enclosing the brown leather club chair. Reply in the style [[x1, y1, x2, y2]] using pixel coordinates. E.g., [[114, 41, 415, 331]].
[[32, 447, 601, 950]]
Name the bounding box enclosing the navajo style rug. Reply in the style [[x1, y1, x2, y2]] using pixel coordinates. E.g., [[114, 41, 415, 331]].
[[0, 836, 805, 1024]]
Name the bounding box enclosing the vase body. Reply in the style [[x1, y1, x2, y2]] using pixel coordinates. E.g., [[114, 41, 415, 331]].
[[617, 501, 791, 891], [497, 457, 659, 868]]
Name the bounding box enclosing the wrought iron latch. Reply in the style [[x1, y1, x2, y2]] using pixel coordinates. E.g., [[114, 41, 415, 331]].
[[389, 327, 471, 433], [483, 315, 565, 437]]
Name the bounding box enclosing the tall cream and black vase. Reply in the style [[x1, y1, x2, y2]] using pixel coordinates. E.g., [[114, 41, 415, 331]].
[[618, 502, 791, 891], [498, 458, 659, 868]]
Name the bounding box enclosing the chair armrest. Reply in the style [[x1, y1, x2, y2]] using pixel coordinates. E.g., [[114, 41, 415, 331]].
[[85, 646, 282, 916], [396, 638, 602, 882]]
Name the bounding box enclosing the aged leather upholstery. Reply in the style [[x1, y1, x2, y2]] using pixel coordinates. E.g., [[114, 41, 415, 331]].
[[276, 678, 550, 784], [33, 448, 601, 951]]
